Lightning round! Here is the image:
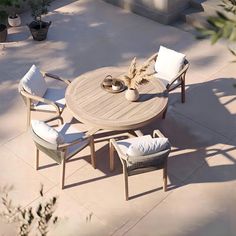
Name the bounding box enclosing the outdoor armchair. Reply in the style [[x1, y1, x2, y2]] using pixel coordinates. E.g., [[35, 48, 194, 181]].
[[18, 65, 71, 127], [30, 116, 96, 189], [148, 46, 189, 104], [109, 129, 171, 200]]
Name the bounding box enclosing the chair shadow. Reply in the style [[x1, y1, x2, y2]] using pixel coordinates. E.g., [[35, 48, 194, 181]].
[[38, 162, 59, 170], [138, 91, 168, 102], [129, 186, 163, 200]]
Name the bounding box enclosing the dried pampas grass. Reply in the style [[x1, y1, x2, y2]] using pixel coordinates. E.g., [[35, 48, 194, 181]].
[[120, 55, 154, 89]]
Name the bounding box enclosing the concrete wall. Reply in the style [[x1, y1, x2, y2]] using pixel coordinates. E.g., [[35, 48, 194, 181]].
[[103, 0, 190, 24]]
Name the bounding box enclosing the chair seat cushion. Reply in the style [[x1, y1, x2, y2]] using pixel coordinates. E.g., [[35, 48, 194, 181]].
[[154, 46, 185, 83], [31, 120, 64, 145], [126, 137, 169, 157], [55, 123, 89, 156], [21, 65, 47, 105], [153, 72, 180, 87], [34, 88, 66, 112]]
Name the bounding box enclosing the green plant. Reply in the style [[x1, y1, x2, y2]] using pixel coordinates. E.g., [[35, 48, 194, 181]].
[[0, 10, 7, 25], [197, 0, 236, 58], [0, 185, 58, 236], [0, 0, 24, 18], [29, 0, 50, 27]]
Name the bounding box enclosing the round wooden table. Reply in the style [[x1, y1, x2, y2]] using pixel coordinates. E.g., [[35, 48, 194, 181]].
[[66, 67, 168, 131]]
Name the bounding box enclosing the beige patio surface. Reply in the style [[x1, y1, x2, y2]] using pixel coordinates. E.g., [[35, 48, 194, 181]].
[[0, 0, 236, 235]]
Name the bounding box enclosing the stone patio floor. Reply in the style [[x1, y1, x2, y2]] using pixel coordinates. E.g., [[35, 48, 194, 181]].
[[0, 0, 236, 235]]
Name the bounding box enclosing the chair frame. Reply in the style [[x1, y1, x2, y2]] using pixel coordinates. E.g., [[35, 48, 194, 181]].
[[148, 52, 189, 104], [31, 117, 96, 189], [109, 129, 171, 200], [19, 71, 71, 127]]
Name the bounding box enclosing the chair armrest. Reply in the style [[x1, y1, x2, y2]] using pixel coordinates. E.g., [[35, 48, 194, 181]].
[[147, 52, 158, 63], [58, 129, 97, 150], [20, 90, 60, 114], [58, 137, 86, 149], [153, 129, 165, 138], [42, 71, 71, 85], [84, 128, 100, 138], [133, 129, 144, 137], [43, 116, 63, 124], [110, 138, 128, 161], [167, 62, 189, 88]]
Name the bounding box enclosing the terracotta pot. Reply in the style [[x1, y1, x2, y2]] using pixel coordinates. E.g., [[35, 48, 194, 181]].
[[8, 15, 21, 27], [125, 88, 139, 101]]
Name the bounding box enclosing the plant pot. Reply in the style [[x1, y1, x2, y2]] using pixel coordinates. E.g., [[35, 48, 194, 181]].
[[8, 14, 21, 27], [0, 24, 7, 42], [125, 88, 139, 102], [28, 21, 51, 41]]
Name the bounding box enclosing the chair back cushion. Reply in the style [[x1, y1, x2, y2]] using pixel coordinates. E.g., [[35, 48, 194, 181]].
[[21, 65, 47, 105], [126, 137, 169, 157], [31, 120, 64, 145], [154, 46, 186, 83]]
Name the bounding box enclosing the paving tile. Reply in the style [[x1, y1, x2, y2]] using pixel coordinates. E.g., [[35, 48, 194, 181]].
[[171, 76, 236, 140], [124, 155, 236, 236], [0, 220, 17, 236], [181, 39, 232, 79], [28, 186, 110, 236], [0, 146, 54, 207], [0, 82, 26, 145]]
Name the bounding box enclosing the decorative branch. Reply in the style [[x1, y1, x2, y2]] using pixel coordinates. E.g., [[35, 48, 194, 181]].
[[0, 185, 58, 236], [120, 56, 154, 89]]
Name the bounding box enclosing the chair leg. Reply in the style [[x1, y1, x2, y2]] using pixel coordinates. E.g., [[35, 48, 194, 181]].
[[109, 142, 115, 171], [123, 164, 129, 200], [162, 106, 168, 119], [61, 154, 66, 189], [36, 148, 39, 170], [163, 159, 168, 191], [90, 136, 96, 169], [181, 80, 185, 103], [26, 99, 31, 128], [57, 115, 64, 126]]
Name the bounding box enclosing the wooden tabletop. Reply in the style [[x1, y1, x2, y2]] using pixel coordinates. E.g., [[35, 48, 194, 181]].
[[66, 67, 168, 131]]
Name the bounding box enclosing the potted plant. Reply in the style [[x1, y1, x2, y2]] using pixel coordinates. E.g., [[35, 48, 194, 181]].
[[28, 0, 51, 41], [1, 0, 24, 27], [0, 10, 8, 42], [121, 57, 153, 101]]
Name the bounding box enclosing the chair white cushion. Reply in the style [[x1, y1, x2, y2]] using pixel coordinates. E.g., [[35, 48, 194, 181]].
[[34, 88, 66, 112], [154, 46, 185, 83], [31, 120, 64, 145], [55, 123, 89, 156], [21, 65, 47, 105], [126, 137, 169, 157], [153, 72, 170, 86], [153, 72, 180, 87], [117, 135, 152, 155]]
